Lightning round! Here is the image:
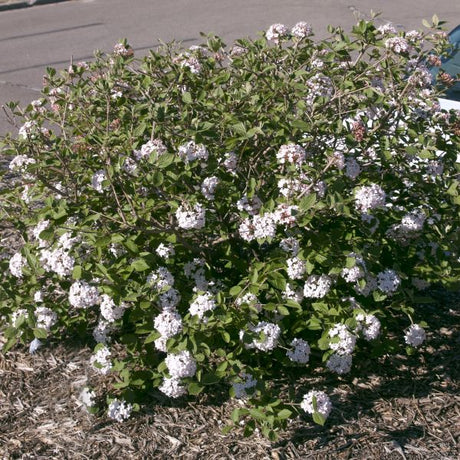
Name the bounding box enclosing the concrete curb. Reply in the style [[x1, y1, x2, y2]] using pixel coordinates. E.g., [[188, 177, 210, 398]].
[[0, 0, 69, 12]]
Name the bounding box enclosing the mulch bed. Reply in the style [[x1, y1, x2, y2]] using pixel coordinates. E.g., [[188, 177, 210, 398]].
[[0, 287, 458, 459]]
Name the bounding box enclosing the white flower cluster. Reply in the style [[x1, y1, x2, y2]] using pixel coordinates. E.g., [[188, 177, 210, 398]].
[[201, 176, 219, 200], [355, 313, 381, 341], [236, 195, 262, 215], [18, 120, 48, 139], [69, 280, 99, 309], [354, 183, 386, 214], [32, 220, 50, 247], [239, 213, 277, 242], [385, 37, 409, 54], [276, 143, 307, 167], [90, 345, 112, 375], [291, 21, 313, 39], [326, 353, 352, 375], [221, 151, 238, 173], [9, 252, 26, 278], [99, 294, 127, 322], [189, 292, 216, 321], [35, 306, 57, 331], [40, 245, 75, 277], [79, 387, 96, 408], [378, 23, 397, 35], [91, 169, 107, 193], [178, 141, 208, 162], [377, 269, 401, 293], [176, 203, 206, 230], [9, 154, 36, 173], [305, 74, 333, 105], [154, 310, 183, 352], [184, 257, 207, 290], [113, 42, 132, 57], [345, 157, 361, 179], [404, 324, 426, 347], [286, 338, 310, 364], [235, 292, 262, 312], [274, 203, 298, 227], [107, 399, 133, 422], [245, 321, 281, 351], [265, 23, 288, 43], [400, 209, 426, 232], [147, 267, 175, 291], [283, 283, 304, 303], [156, 243, 175, 259], [303, 275, 332, 299], [286, 257, 306, 280], [177, 53, 202, 74], [165, 350, 197, 378], [159, 376, 187, 398], [328, 323, 356, 355], [232, 373, 258, 399], [93, 320, 114, 344], [134, 139, 167, 161], [280, 237, 300, 256], [301, 390, 332, 419], [11, 308, 28, 326], [341, 266, 364, 283]]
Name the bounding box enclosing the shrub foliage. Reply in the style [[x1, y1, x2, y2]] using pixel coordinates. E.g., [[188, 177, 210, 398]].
[[1, 15, 459, 437]]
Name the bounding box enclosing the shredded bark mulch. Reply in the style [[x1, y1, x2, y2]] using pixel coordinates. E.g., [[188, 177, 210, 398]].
[[1, 288, 458, 459]]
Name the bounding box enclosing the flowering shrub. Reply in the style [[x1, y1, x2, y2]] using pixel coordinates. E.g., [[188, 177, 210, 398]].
[[1, 14, 459, 439]]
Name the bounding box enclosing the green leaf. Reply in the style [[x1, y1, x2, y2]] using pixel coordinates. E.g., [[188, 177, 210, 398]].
[[277, 408, 292, 420], [188, 382, 204, 395], [182, 92, 193, 104], [229, 285, 242, 296], [268, 272, 286, 291], [312, 411, 326, 426], [156, 152, 175, 169], [72, 265, 82, 280], [201, 372, 221, 385], [131, 258, 150, 271], [144, 331, 161, 343], [33, 328, 48, 339], [299, 193, 316, 212]]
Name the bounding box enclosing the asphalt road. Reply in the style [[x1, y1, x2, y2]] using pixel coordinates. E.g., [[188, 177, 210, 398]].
[[0, 0, 459, 136]]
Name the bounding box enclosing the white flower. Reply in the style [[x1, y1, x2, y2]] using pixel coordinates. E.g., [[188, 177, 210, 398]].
[[159, 288, 181, 311], [286, 257, 306, 280], [341, 266, 363, 283], [93, 319, 114, 344], [235, 292, 262, 312], [201, 176, 219, 200], [147, 267, 175, 291], [274, 203, 298, 227], [221, 151, 238, 173], [280, 237, 300, 256], [355, 313, 381, 340], [328, 324, 356, 355], [404, 324, 426, 347], [247, 321, 281, 351], [266, 23, 288, 43], [113, 42, 132, 56], [237, 195, 262, 215], [159, 377, 187, 398], [232, 373, 257, 399], [377, 269, 401, 293], [301, 390, 332, 419], [291, 22, 312, 39], [276, 143, 307, 167], [176, 203, 206, 230], [354, 183, 386, 214], [69, 280, 99, 309], [400, 210, 426, 232], [154, 310, 183, 338], [287, 338, 310, 363], [90, 345, 112, 374], [385, 36, 409, 54], [189, 292, 216, 321], [326, 353, 352, 375], [345, 157, 361, 179], [9, 252, 26, 278], [107, 399, 133, 422], [133, 139, 167, 160], [303, 275, 332, 299], [177, 141, 208, 162], [283, 283, 304, 303], [35, 306, 57, 331], [91, 169, 107, 193], [165, 350, 197, 378], [156, 243, 175, 259], [32, 219, 50, 247], [79, 387, 97, 408], [34, 290, 44, 303], [40, 247, 75, 277], [99, 294, 127, 322], [378, 23, 397, 35]]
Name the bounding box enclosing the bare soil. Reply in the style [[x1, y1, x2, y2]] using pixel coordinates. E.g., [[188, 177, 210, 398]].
[[0, 288, 458, 460]]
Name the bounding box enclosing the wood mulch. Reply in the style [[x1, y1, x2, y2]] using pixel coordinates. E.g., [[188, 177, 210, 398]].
[[0, 287, 458, 459]]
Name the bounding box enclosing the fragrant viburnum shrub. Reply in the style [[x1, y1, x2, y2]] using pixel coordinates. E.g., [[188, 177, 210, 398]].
[[0, 14, 459, 439]]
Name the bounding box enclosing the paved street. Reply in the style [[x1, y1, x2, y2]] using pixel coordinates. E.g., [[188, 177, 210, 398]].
[[0, 0, 459, 135]]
